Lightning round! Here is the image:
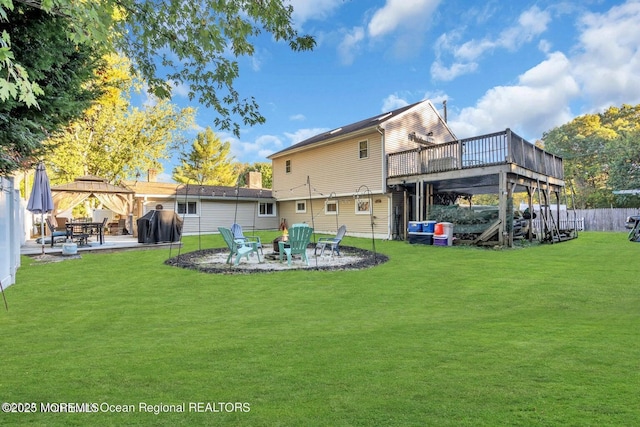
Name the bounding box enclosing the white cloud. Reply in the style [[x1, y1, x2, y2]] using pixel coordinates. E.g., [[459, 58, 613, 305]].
[[368, 0, 441, 38], [289, 113, 306, 121], [286, 0, 344, 27], [170, 80, 190, 98], [337, 27, 365, 65], [430, 60, 478, 82], [284, 128, 330, 145], [447, 52, 579, 139], [571, 1, 640, 111], [382, 94, 409, 112], [432, 6, 551, 81]]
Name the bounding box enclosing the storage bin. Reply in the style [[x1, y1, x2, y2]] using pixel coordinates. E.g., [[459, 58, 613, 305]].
[[409, 233, 433, 245], [434, 236, 448, 246]]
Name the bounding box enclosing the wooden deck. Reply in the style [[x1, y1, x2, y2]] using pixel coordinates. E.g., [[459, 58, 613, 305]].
[[387, 129, 563, 188]]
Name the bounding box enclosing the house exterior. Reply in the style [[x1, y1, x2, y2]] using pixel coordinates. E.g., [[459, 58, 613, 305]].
[[123, 171, 279, 236], [268, 100, 457, 239]]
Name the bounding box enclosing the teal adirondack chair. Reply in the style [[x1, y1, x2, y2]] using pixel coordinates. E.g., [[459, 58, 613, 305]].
[[219, 227, 261, 265], [278, 224, 314, 266]]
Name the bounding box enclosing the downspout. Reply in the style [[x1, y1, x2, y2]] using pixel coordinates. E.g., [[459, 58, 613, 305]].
[[378, 126, 391, 239]]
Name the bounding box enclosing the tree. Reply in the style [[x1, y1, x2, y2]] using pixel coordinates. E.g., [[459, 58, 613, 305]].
[[0, 2, 103, 175], [542, 104, 640, 208], [46, 54, 195, 184], [172, 127, 236, 186], [1, 0, 315, 138]]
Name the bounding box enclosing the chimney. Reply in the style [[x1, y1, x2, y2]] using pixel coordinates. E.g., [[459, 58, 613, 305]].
[[148, 168, 158, 183], [247, 171, 262, 189]]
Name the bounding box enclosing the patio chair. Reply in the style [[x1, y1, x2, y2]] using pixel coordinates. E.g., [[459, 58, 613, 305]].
[[315, 225, 347, 257], [219, 227, 261, 266], [36, 217, 68, 247], [230, 223, 263, 254], [278, 223, 313, 266]]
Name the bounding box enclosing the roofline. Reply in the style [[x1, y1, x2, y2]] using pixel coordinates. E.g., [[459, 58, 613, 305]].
[[268, 125, 379, 160]]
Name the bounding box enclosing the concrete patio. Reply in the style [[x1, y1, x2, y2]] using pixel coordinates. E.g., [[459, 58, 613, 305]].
[[20, 234, 182, 256]]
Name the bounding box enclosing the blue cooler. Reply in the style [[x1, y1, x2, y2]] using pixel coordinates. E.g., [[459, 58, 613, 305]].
[[423, 220, 436, 233], [408, 221, 421, 233]]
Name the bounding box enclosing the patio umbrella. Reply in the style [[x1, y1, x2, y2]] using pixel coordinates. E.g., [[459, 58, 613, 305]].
[[27, 162, 54, 255]]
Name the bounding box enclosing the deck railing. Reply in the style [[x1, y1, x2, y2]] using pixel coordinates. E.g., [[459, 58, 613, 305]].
[[387, 129, 563, 180]]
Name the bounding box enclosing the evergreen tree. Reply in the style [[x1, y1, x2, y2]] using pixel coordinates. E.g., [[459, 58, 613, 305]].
[[173, 127, 236, 186]]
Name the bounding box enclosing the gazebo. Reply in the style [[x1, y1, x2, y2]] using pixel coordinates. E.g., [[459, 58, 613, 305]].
[[51, 175, 134, 231]]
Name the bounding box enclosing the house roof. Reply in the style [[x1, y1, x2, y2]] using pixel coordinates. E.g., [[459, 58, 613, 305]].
[[123, 181, 181, 196], [123, 180, 274, 200], [268, 100, 426, 159], [176, 185, 273, 200]]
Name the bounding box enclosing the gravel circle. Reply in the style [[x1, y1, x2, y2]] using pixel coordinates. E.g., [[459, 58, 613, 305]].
[[164, 245, 388, 274]]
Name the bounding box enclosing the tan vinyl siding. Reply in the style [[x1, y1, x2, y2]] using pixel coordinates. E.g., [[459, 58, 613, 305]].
[[383, 101, 457, 154], [272, 129, 384, 201], [278, 195, 390, 239], [137, 198, 278, 235]]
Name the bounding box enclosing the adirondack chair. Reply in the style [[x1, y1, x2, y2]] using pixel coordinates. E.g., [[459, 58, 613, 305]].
[[315, 225, 347, 257], [230, 223, 263, 254], [278, 223, 313, 266], [219, 227, 261, 266]]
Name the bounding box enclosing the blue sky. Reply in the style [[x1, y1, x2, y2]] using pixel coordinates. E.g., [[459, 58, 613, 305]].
[[152, 0, 640, 182]]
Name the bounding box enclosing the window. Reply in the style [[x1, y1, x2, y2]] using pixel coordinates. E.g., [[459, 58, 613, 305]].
[[285, 159, 291, 174], [325, 200, 338, 215], [296, 200, 306, 213], [177, 201, 197, 215], [356, 198, 370, 214], [359, 140, 368, 159], [258, 202, 276, 217]]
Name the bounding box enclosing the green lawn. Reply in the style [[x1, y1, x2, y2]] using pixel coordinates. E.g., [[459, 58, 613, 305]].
[[1, 232, 639, 426]]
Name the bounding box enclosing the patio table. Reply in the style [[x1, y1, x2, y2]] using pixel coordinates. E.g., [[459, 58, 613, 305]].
[[66, 222, 105, 245]]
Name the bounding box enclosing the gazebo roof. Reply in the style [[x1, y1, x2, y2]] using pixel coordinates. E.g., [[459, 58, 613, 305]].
[[51, 175, 134, 194]]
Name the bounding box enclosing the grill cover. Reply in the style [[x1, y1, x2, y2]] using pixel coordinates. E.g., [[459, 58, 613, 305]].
[[137, 210, 183, 243]]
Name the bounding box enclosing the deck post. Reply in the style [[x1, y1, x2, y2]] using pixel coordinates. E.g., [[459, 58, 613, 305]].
[[498, 171, 508, 246]]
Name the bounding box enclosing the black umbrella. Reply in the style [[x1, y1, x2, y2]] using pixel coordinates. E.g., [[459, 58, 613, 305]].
[[27, 163, 54, 255]]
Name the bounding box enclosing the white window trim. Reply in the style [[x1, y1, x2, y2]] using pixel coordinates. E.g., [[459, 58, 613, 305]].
[[358, 140, 369, 159], [258, 201, 277, 217], [177, 200, 199, 216], [295, 200, 307, 213], [355, 197, 371, 215], [325, 200, 338, 216]]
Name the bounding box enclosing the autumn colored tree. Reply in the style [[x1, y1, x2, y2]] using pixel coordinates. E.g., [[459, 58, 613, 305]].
[[46, 55, 195, 184], [172, 127, 236, 186]]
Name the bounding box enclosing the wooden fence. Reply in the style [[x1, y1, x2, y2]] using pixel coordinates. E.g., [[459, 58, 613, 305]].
[[572, 208, 640, 232]]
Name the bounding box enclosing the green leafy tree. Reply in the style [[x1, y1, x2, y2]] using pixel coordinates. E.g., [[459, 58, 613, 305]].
[[1, 0, 315, 137], [235, 162, 272, 188], [0, 3, 103, 175], [173, 127, 236, 186], [46, 55, 195, 184], [542, 104, 640, 208]]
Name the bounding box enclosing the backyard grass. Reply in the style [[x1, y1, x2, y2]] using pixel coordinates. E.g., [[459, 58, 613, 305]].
[[1, 232, 639, 426]]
